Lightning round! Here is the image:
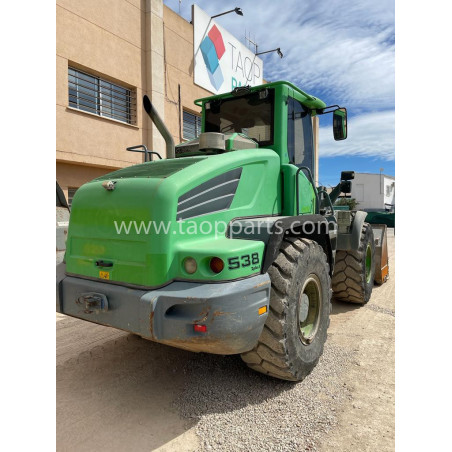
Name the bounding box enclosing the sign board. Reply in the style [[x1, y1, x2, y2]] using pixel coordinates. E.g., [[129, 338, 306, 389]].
[[193, 4, 263, 94]]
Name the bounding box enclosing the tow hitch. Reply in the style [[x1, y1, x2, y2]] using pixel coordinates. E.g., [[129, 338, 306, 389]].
[[76, 293, 109, 314]]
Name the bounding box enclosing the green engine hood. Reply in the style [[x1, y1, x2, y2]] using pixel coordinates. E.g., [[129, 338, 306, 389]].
[[65, 150, 282, 288]]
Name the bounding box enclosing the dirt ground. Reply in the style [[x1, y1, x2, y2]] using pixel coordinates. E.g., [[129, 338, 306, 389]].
[[56, 231, 394, 451]]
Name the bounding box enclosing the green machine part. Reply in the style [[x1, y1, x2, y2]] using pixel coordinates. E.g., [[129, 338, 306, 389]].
[[66, 150, 281, 288], [66, 81, 328, 288], [197, 81, 326, 216]]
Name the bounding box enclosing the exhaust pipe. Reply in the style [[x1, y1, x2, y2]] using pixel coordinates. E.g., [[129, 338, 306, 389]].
[[143, 95, 175, 159]]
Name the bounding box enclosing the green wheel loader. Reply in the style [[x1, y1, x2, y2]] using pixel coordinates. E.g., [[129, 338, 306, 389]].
[[56, 81, 383, 381]]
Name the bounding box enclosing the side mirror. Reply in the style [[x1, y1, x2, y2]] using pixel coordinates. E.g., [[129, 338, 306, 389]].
[[340, 180, 352, 194], [333, 108, 347, 140], [341, 170, 355, 181]]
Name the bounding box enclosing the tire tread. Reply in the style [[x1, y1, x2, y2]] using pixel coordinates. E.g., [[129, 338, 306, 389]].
[[241, 238, 331, 381], [332, 222, 375, 304]]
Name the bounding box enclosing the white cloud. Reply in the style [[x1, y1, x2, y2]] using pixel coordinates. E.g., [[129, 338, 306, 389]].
[[166, 0, 395, 111], [319, 110, 395, 159], [164, 0, 395, 159]]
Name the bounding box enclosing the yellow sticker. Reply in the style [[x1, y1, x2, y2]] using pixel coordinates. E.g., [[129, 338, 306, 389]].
[[99, 271, 110, 280]]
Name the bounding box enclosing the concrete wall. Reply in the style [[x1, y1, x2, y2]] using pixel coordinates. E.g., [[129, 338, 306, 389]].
[[56, 0, 148, 169], [56, 0, 215, 195], [56, 0, 170, 194], [162, 6, 212, 144], [351, 173, 395, 211], [56, 1, 320, 197], [145, 0, 166, 156], [56, 162, 114, 200]]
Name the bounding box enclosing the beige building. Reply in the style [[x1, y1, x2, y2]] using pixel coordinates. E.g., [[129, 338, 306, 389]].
[[56, 0, 320, 202], [56, 0, 212, 203]]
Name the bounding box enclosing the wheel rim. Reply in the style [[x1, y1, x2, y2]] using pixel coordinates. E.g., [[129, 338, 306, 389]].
[[298, 275, 322, 345], [365, 244, 372, 283]]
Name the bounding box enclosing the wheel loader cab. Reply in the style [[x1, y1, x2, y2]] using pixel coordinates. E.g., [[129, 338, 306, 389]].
[[193, 83, 323, 215], [200, 84, 316, 172]]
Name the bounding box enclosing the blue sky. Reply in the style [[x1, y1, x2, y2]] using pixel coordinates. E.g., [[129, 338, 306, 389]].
[[164, 0, 395, 186]]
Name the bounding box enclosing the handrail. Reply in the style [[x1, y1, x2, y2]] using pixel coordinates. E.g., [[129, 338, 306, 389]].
[[126, 144, 162, 162], [317, 187, 335, 214]]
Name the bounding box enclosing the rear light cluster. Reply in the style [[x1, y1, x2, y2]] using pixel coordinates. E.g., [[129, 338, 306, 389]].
[[183, 256, 224, 275], [209, 257, 224, 274], [183, 257, 197, 274], [193, 324, 207, 333]]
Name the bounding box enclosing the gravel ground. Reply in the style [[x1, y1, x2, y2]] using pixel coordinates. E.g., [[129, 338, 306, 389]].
[[175, 343, 355, 452], [56, 231, 394, 451], [364, 303, 395, 317]]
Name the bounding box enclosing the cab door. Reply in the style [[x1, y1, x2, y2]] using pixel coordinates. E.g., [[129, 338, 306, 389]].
[[287, 96, 315, 171], [282, 94, 316, 215]]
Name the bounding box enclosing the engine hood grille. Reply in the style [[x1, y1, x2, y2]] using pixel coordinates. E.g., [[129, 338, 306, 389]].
[[177, 168, 242, 221]]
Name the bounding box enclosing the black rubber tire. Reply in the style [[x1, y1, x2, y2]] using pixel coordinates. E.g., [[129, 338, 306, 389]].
[[240, 238, 331, 382], [332, 222, 375, 304]]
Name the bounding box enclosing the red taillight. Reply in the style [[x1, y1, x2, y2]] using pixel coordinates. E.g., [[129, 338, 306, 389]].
[[194, 324, 207, 333], [209, 257, 224, 274]]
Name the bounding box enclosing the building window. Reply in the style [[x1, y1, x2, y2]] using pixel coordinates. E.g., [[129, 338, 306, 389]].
[[67, 187, 78, 207], [68, 67, 136, 125], [183, 110, 202, 140]]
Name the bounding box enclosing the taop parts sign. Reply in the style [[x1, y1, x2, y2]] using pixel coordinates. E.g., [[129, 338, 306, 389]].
[[193, 4, 263, 94]]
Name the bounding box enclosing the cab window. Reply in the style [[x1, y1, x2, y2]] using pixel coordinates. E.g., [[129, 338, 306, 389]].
[[287, 97, 314, 169], [205, 89, 274, 146]]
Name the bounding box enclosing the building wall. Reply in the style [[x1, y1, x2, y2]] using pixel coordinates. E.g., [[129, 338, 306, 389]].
[[56, 0, 147, 169], [162, 6, 212, 143], [56, 0, 168, 198], [56, 0, 320, 201], [56, 0, 215, 199], [351, 173, 395, 211], [56, 162, 112, 197]]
